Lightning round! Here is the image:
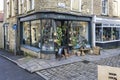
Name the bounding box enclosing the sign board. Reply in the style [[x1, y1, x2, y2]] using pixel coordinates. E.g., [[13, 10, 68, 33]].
[[98, 65, 120, 80], [12, 24, 17, 30], [102, 23, 120, 27]]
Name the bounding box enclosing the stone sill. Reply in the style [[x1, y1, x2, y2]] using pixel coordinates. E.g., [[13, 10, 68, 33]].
[[21, 45, 40, 58]]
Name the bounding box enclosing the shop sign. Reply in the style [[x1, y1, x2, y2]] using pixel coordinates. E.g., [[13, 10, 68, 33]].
[[102, 23, 120, 27], [12, 24, 17, 30]]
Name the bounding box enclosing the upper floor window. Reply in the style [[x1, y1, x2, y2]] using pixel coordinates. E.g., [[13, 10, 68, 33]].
[[113, 0, 118, 16], [27, 0, 34, 11], [71, 0, 81, 12], [7, 0, 10, 18], [19, 0, 24, 14], [11, 0, 15, 16], [102, 0, 108, 15]]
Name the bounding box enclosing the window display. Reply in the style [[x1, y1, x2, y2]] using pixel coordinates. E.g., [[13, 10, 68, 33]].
[[103, 27, 111, 41], [23, 22, 31, 45], [95, 23, 120, 42], [31, 20, 41, 47], [22, 19, 90, 52], [22, 20, 41, 48], [41, 19, 54, 51], [69, 21, 88, 48]]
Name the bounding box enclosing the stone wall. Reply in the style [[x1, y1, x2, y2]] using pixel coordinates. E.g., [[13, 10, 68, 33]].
[[35, 0, 93, 15], [6, 17, 17, 51], [93, 0, 101, 15], [93, 0, 117, 17]]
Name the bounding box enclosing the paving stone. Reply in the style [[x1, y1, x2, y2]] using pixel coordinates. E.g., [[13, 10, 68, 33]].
[[37, 54, 120, 80]]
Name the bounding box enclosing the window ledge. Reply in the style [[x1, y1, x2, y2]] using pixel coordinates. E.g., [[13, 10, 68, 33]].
[[101, 13, 108, 16], [21, 45, 40, 53], [96, 39, 120, 43], [27, 9, 35, 13], [70, 10, 81, 13]]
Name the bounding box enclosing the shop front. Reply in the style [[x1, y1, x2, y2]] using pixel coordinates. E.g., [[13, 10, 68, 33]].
[[19, 11, 92, 56], [95, 17, 120, 48]]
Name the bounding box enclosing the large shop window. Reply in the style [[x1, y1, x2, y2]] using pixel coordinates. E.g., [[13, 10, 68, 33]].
[[95, 24, 120, 42], [54, 21, 88, 50], [23, 20, 41, 48], [103, 27, 120, 41], [103, 27, 111, 41], [69, 21, 88, 48], [41, 19, 54, 51], [96, 27, 102, 41]]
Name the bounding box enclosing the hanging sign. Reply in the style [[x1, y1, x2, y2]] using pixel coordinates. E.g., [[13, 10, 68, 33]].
[[12, 24, 17, 30]]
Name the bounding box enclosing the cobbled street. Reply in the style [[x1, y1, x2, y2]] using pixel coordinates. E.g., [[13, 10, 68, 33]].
[[38, 55, 120, 80]]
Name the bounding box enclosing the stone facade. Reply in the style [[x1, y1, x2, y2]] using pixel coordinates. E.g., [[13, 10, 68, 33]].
[[3, 0, 120, 53], [35, 0, 93, 15], [0, 12, 4, 49], [0, 21, 3, 48], [3, 0, 18, 51], [93, 0, 120, 17]]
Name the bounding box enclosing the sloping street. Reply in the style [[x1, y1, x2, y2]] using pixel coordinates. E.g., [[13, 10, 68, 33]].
[[0, 56, 45, 80]]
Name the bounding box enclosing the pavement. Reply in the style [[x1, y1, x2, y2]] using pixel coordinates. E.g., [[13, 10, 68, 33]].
[[0, 48, 120, 80]]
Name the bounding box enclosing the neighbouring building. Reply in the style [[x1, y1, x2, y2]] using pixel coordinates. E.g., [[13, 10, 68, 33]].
[[2, 0, 120, 58], [0, 11, 4, 49], [93, 0, 120, 48]]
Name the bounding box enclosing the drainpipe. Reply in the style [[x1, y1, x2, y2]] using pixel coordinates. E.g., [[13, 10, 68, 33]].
[[14, 0, 19, 55], [91, 0, 93, 14], [92, 15, 96, 47]]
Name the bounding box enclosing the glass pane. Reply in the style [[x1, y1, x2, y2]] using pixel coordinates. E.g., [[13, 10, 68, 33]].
[[96, 27, 102, 41], [69, 21, 88, 48], [31, 20, 41, 48], [54, 21, 62, 47], [41, 19, 54, 51], [103, 27, 111, 41], [23, 22, 31, 45], [113, 27, 120, 40]]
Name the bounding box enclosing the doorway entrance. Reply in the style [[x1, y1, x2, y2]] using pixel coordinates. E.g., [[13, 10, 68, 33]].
[[3, 24, 9, 50]]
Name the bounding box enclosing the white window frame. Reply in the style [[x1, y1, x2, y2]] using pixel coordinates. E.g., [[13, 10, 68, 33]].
[[7, 1, 10, 18], [113, 0, 118, 16], [31, 0, 34, 10], [71, 0, 81, 12], [101, 0, 108, 15], [27, 0, 34, 11], [11, 0, 15, 16], [19, 0, 24, 14]]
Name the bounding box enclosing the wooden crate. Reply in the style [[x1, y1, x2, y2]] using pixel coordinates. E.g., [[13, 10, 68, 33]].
[[93, 46, 100, 55]]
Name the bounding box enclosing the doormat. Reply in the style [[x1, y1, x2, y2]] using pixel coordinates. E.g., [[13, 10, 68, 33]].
[[98, 65, 120, 80]]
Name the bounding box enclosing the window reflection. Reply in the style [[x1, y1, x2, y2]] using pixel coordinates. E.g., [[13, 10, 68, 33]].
[[41, 19, 54, 51], [22, 20, 41, 48], [95, 24, 120, 42]]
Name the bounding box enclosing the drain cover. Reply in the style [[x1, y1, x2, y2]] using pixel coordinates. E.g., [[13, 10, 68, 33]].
[[82, 60, 90, 64]]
